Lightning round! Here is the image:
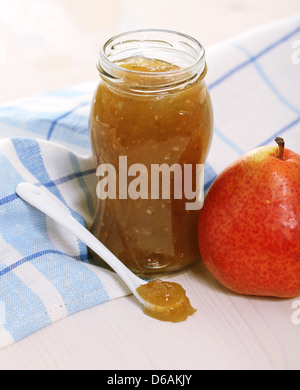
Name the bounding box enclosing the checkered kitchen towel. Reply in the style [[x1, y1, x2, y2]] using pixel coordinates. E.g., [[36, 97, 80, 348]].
[[0, 15, 299, 349]]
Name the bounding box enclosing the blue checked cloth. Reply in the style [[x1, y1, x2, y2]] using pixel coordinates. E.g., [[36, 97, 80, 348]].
[[0, 16, 299, 349]]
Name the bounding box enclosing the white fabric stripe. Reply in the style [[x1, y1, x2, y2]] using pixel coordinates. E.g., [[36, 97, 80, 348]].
[[0, 234, 68, 323], [0, 124, 42, 141], [83, 262, 131, 300], [38, 141, 82, 258], [0, 140, 68, 321]]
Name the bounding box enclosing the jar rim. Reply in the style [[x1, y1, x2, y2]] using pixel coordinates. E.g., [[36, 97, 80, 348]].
[[97, 29, 206, 86]]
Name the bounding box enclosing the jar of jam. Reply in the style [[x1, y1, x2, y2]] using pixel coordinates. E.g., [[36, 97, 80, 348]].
[[89, 29, 213, 276]]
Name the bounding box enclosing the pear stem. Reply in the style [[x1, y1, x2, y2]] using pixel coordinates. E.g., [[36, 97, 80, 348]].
[[275, 137, 285, 160]]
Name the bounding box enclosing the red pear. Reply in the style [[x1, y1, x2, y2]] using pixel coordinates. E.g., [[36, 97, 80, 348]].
[[198, 138, 300, 298]]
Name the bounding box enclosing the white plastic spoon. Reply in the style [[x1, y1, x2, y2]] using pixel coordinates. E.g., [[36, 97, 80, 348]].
[[15, 182, 148, 305], [16, 182, 196, 322]]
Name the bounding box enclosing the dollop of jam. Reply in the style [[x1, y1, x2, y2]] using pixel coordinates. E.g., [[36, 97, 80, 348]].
[[136, 279, 196, 322]]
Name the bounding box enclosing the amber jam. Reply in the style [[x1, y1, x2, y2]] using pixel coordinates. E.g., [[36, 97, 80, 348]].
[[89, 30, 213, 276], [137, 280, 196, 322]]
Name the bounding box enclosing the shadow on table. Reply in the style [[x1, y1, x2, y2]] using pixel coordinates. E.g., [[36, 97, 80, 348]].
[[190, 260, 288, 303]]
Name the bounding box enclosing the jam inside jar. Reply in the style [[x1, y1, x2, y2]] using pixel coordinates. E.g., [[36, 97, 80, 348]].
[[89, 30, 213, 277]]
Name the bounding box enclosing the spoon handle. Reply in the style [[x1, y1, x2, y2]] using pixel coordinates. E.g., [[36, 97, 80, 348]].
[[16, 183, 145, 301]]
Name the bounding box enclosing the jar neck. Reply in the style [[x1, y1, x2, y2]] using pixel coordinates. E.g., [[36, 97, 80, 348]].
[[97, 29, 207, 94]]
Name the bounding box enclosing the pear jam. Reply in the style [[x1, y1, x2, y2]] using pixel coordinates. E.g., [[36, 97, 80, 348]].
[[89, 31, 213, 277], [137, 280, 196, 322]]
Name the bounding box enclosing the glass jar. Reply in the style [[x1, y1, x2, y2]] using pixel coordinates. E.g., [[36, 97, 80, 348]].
[[89, 29, 213, 277]]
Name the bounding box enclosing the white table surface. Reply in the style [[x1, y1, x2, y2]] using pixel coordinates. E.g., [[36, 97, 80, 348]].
[[0, 262, 299, 370], [0, 0, 300, 370]]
